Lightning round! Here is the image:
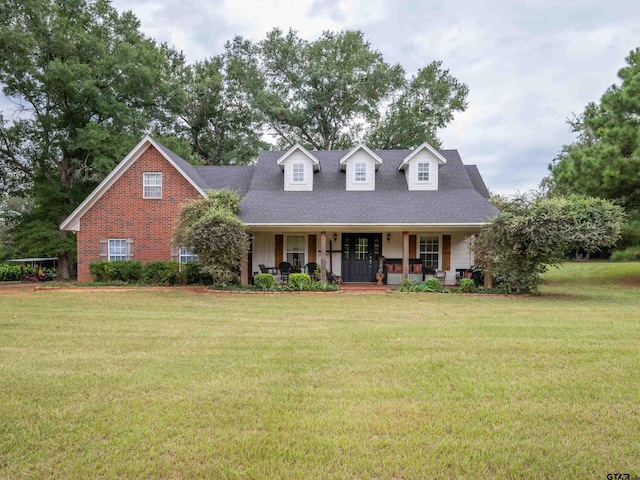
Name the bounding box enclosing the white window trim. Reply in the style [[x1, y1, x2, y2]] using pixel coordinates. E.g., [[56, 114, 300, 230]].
[[419, 235, 441, 270], [108, 238, 128, 261], [354, 162, 367, 182], [417, 162, 430, 182], [143, 172, 162, 199], [284, 234, 307, 268], [292, 163, 304, 183], [179, 247, 198, 264]]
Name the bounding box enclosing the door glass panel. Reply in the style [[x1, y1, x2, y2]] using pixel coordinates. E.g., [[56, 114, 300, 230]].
[[373, 237, 380, 258], [343, 237, 350, 259], [355, 238, 368, 259]]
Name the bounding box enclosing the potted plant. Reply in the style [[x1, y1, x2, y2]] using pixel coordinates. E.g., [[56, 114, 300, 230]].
[[376, 256, 385, 285]]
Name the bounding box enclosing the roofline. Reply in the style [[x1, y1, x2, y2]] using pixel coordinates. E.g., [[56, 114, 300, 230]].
[[245, 222, 489, 228], [339, 144, 384, 170], [276, 144, 320, 171], [60, 135, 206, 231], [398, 142, 448, 171]]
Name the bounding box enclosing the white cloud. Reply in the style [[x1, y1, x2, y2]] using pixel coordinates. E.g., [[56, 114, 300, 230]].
[[337, 0, 387, 25], [222, 0, 343, 40]]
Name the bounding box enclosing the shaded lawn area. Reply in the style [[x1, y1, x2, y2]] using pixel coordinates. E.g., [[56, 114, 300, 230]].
[[1, 263, 639, 478]]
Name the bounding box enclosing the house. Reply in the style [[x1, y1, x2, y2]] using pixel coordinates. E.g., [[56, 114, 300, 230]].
[[60, 135, 499, 285]]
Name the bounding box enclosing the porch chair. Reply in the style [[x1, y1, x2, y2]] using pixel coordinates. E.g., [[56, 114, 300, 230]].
[[304, 262, 318, 281], [278, 261, 292, 283], [259, 264, 277, 274], [435, 270, 446, 285]]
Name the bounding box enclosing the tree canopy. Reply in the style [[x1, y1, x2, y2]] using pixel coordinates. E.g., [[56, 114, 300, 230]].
[[0, 0, 174, 277], [226, 28, 468, 151], [548, 48, 640, 211], [472, 194, 625, 293], [164, 49, 270, 166]]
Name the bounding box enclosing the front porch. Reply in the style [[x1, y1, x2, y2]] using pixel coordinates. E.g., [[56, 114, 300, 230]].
[[243, 229, 481, 286]]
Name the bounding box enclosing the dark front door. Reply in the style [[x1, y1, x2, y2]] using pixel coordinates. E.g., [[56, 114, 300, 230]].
[[342, 233, 381, 282]]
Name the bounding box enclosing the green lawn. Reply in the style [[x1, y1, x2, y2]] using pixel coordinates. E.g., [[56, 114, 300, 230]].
[[1, 263, 639, 479]]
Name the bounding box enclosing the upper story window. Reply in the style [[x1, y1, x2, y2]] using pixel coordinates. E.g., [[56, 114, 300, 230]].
[[108, 239, 127, 261], [417, 162, 429, 181], [354, 162, 367, 182], [143, 172, 162, 198], [292, 163, 304, 182]]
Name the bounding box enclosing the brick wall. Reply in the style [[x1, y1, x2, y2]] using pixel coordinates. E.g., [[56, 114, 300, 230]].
[[76, 145, 202, 282]]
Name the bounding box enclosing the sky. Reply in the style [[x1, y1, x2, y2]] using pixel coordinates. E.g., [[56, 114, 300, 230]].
[[6, 0, 640, 196]]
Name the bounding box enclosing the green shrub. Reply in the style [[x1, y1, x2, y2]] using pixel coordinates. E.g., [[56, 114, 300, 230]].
[[181, 262, 208, 285], [142, 261, 182, 285], [253, 273, 275, 290], [396, 277, 447, 293], [288, 273, 311, 291], [107, 261, 142, 282], [610, 246, 640, 261], [311, 281, 340, 291], [457, 278, 477, 293], [424, 278, 444, 292], [89, 261, 142, 283], [0, 263, 30, 281], [88, 261, 109, 282]]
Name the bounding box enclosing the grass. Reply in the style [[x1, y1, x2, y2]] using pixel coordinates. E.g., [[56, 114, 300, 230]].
[[1, 263, 639, 479]]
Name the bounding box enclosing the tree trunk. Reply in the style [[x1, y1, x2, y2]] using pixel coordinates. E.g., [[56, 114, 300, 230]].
[[57, 250, 72, 281]]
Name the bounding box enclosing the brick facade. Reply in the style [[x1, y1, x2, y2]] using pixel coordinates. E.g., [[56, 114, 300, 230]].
[[76, 145, 201, 282]]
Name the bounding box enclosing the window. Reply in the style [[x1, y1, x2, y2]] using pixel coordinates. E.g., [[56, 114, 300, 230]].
[[286, 235, 305, 268], [108, 239, 127, 261], [419, 236, 439, 270], [355, 237, 369, 260], [355, 162, 366, 182], [143, 172, 162, 198], [179, 247, 198, 264], [417, 162, 429, 181], [292, 163, 304, 182]]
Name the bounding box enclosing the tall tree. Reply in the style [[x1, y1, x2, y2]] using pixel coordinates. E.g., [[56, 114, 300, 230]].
[[230, 29, 467, 151], [366, 61, 469, 149], [167, 50, 269, 165], [0, 0, 173, 279], [548, 48, 640, 211]]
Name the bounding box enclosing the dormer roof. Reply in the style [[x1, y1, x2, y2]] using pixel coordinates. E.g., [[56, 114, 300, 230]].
[[339, 144, 384, 171], [276, 144, 320, 172], [397, 142, 448, 171]]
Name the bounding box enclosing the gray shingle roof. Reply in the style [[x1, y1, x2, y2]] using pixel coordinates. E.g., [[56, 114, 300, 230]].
[[167, 144, 499, 226], [465, 165, 491, 199]]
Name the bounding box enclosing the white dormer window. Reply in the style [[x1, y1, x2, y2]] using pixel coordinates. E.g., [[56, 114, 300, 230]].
[[143, 172, 162, 198], [340, 144, 382, 191], [398, 143, 446, 191], [417, 162, 429, 181], [277, 144, 319, 191], [292, 163, 304, 182]]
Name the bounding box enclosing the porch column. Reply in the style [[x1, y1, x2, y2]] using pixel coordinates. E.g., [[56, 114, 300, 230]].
[[320, 231, 327, 283], [240, 252, 249, 286], [402, 231, 409, 280]]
